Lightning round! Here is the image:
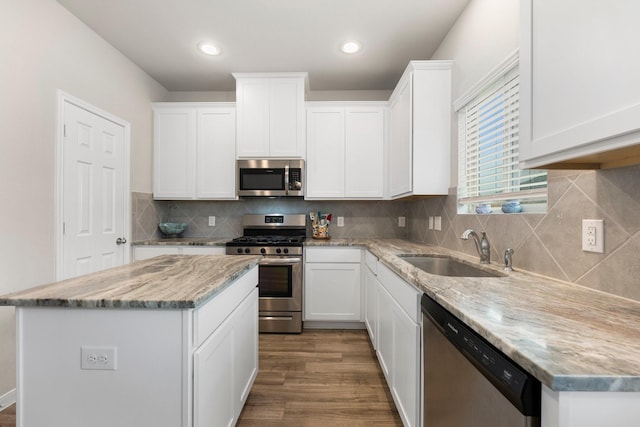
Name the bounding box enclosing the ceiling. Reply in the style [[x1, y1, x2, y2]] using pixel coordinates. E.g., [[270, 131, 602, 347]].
[[56, 0, 470, 92]]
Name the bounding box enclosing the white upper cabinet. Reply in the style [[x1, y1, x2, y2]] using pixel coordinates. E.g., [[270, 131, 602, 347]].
[[153, 103, 236, 200], [520, 0, 640, 169], [306, 102, 385, 199], [234, 73, 307, 158], [388, 61, 452, 198]]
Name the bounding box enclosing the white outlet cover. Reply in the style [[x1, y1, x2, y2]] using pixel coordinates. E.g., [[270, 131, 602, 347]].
[[208, 216, 216, 227], [81, 346, 117, 370], [398, 216, 406, 227], [337, 216, 344, 227], [582, 219, 604, 253], [434, 216, 442, 231], [428, 217, 434, 230]]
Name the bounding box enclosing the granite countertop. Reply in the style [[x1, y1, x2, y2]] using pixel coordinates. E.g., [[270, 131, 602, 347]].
[[133, 237, 230, 246], [0, 255, 260, 309], [307, 238, 640, 393]]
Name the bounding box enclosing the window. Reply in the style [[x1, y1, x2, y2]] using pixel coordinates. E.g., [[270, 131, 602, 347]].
[[456, 55, 547, 214]]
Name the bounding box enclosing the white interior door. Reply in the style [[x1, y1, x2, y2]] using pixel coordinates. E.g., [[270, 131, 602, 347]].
[[61, 99, 129, 279]]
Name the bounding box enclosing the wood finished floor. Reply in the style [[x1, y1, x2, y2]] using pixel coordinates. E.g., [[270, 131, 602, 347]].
[[0, 330, 401, 427], [237, 329, 402, 426]]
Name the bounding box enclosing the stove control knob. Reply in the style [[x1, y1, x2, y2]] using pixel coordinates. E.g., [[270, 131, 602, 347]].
[[244, 248, 251, 254], [236, 248, 243, 254], [283, 248, 289, 254], [276, 248, 282, 254], [260, 248, 266, 254]]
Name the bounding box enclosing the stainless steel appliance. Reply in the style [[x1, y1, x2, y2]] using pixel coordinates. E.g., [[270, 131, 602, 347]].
[[226, 214, 306, 333], [237, 159, 304, 198], [421, 294, 541, 427]]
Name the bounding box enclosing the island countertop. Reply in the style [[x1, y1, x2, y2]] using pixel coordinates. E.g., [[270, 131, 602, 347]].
[[307, 238, 640, 393], [0, 254, 260, 309]]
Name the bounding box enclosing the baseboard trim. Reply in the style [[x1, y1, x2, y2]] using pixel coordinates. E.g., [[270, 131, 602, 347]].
[[0, 388, 16, 411], [303, 321, 366, 330]]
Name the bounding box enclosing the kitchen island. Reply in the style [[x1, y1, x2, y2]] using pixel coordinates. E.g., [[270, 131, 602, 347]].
[[0, 254, 261, 427], [307, 238, 640, 427]]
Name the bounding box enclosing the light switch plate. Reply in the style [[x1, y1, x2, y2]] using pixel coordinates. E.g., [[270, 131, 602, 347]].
[[208, 216, 216, 227], [398, 216, 406, 227], [337, 216, 344, 227], [428, 217, 434, 230]]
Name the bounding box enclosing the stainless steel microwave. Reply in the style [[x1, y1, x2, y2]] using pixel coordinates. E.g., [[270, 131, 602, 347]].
[[237, 159, 304, 197]]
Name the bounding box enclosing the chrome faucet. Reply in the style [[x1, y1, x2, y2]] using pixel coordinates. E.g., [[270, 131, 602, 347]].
[[504, 248, 514, 271], [461, 229, 491, 264]]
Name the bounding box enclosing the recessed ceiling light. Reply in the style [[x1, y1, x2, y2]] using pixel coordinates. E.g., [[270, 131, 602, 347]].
[[341, 40, 362, 54], [197, 42, 222, 56]]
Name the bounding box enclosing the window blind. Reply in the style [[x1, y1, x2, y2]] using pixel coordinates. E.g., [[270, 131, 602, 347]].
[[457, 66, 547, 212]]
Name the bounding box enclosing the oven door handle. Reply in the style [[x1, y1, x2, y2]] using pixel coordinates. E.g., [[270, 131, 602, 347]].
[[259, 257, 302, 265]]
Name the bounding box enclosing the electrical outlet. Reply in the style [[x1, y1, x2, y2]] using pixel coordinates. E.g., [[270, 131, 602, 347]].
[[208, 216, 216, 227], [81, 346, 117, 370], [582, 219, 604, 253], [398, 216, 406, 227], [337, 216, 344, 227], [434, 216, 442, 231], [428, 217, 434, 230]]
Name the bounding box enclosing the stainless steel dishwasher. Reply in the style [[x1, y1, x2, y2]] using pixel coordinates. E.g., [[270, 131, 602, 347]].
[[421, 294, 541, 427]]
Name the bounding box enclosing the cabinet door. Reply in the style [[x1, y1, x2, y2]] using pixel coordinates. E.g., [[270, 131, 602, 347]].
[[304, 263, 361, 321], [196, 108, 237, 199], [153, 108, 196, 199], [270, 77, 305, 157], [193, 319, 235, 427], [520, 0, 640, 168], [181, 247, 225, 255], [364, 265, 378, 349], [236, 78, 270, 157], [345, 107, 384, 198], [388, 77, 412, 198], [193, 288, 258, 427], [376, 282, 393, 380], [306, 107, 345, 198], [391, 299, 421, 427]]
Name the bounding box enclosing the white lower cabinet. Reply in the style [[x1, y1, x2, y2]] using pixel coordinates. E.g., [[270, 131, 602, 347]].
[[193, 287, 258, 427], [304, 248, 362, 323], [133, 245, 225, 261], [376, 263, 421, 427]]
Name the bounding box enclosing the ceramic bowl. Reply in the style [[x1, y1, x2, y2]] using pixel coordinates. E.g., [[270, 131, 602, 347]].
[[475, 204, 492, 214], [501, 201, 522, 213], [158, 222, 187, 237]]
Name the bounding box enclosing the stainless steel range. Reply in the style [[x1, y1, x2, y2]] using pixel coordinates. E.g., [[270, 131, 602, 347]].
[[226, 214, 305, 333]]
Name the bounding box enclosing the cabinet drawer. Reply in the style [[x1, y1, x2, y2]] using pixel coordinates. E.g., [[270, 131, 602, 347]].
[[305, 247, 361, 263], [181, 247, 225, 255], [364, 250, 378, 275], [193, 266, 258, 347], [377, 263, 421, 323]]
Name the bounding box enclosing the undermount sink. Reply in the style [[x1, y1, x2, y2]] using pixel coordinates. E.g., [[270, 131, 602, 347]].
[[399, 255, 504, 278]]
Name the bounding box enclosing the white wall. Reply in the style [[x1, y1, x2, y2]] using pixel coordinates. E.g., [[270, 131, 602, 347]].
[[430, 0, 520, 185], [0, 0, 167, 397]]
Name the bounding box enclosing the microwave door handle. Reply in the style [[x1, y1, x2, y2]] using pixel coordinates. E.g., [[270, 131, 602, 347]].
[[284, 163, 289, 195]]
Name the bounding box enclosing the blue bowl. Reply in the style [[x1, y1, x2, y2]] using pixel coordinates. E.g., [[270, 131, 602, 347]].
[[158, 222, 187, 236], [501, 201, 522, 213]]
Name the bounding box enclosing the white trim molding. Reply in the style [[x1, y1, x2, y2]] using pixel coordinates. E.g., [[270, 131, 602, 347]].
[[453, 49, 520, 112], [0, 388, 16, 410]]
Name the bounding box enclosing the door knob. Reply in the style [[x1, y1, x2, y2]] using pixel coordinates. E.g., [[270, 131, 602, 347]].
[[116, 237, 127, 245]]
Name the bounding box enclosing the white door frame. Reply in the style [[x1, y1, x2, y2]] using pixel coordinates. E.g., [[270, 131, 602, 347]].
[[55, 90, 131, 280]]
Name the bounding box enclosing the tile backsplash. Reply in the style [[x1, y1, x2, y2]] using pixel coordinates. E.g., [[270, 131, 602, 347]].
[[408, 165, 640, 302], [133, 164, 640, 302], [132, 196, 409, 241]]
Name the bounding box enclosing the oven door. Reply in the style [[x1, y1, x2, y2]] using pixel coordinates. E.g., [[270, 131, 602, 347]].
[[258, 256, 302, 312]]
